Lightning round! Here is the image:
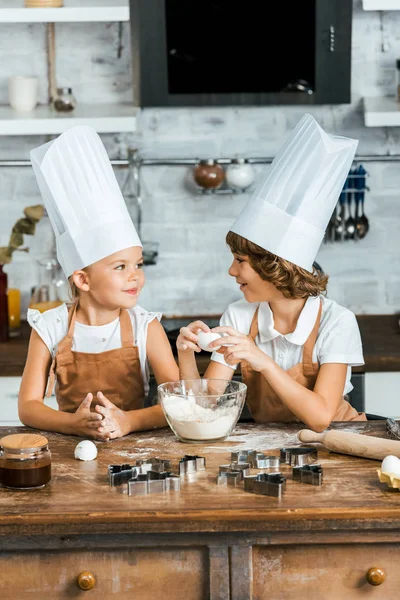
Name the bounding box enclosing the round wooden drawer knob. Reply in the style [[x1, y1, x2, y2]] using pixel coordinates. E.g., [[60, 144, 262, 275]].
[[77, 571, 96, 590], [366, 567, 386, 586]]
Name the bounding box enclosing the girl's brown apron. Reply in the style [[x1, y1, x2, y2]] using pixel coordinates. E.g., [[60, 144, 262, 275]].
[[241, 301, 366, 423], [46, 302, 145, 412]]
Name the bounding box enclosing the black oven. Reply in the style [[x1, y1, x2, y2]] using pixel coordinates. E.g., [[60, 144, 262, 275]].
[[130, 0, 353, 107]]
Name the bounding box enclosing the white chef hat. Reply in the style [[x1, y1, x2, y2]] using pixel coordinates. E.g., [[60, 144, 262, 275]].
[[230, 114, 358, 272], [30, 126, 141, 277]]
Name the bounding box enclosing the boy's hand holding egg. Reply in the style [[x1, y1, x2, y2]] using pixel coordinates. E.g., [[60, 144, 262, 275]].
[[209, 326, 270, 372]]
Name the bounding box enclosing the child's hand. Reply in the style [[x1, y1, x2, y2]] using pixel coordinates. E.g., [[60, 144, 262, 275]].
[[210, 326, 269, 372], [72, 393, 109, 441], [176, 320, 210, 353], [94, 392, 131, 439]]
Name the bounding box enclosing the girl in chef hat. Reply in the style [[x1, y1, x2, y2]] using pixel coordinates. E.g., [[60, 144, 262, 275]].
[[19, 126, 179, 441], [177, 114, 366, 432]]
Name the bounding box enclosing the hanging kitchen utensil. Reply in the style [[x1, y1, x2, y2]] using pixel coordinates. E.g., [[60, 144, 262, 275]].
[[335, 183, 347, 242], [355, 164, 370, 239], [344, 171, 356, 240]]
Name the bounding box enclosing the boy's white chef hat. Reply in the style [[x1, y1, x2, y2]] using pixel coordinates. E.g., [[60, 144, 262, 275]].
[[230, 114, 358, 272], [30, 126, 141, 277]]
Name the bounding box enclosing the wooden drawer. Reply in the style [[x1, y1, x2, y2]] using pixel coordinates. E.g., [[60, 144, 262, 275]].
[[253, 544, 400, 599], [0, 548, 208, 599]]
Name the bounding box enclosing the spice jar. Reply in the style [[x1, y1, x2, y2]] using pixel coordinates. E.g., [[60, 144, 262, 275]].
[[54, 87, 76, 112], [193, 159, 225, 190], [0, 433, 51, 489], [225, 158, 255, 190]]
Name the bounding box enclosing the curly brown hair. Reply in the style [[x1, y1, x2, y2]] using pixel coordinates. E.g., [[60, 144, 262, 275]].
[[226, 231, 328, 299]]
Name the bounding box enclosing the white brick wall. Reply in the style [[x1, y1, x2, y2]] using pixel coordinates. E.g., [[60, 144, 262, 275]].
[[1, 0, 400, 317]]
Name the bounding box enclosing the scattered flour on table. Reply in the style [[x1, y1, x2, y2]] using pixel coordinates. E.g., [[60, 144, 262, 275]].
[[163, 393, 235, 440]]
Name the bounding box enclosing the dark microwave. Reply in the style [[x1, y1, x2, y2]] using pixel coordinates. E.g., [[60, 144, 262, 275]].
[[129, 0, 352, 108]]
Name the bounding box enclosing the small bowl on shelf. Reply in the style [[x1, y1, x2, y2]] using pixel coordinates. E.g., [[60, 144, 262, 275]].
[[158, 379, 247, 443]]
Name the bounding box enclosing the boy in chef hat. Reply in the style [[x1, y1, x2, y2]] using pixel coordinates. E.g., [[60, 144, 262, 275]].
[[177, 114, 366, 432], [19, 126, 179, 440]]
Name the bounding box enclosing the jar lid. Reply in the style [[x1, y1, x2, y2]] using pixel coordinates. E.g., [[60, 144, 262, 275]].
[[200, 159, 216, 166], [0, 433, 49, 453], [57, 87, 72, 95]]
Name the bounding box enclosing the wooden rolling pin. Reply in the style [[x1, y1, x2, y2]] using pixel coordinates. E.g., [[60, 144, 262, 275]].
[[298, 429, 400, 461]]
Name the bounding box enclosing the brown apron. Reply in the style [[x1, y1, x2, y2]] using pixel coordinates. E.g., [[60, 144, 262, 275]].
[[241, 301, 366, 423], [46, 302, 145, 413]]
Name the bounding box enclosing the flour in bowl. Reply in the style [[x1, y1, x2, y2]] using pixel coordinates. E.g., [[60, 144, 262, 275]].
[[162, 392, 236, 441]]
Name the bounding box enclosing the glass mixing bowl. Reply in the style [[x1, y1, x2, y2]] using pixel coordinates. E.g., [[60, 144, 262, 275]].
[[158, 379, 247, 443]]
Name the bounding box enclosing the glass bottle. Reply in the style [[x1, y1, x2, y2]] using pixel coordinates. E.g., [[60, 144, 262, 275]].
[[54, 87, 76, 113], [7, 288, 21, 338], [29, 258, 68, 313], [122, 148, 142, 237], [0, 264, 9, 342]]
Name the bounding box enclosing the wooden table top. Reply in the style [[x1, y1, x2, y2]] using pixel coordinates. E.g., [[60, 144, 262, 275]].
[[0, 422, 399, 536]]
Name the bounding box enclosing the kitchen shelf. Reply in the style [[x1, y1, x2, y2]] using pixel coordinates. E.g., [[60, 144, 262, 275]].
[[362, 0, 400, 9], [0, 103, 137, 135], [0, 0, 129, 23], [363, 96, 400, 127]]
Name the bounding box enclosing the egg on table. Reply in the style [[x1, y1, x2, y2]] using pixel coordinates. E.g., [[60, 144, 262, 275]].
[[381, 454, 400, 476], [74, 440, 98, 461]]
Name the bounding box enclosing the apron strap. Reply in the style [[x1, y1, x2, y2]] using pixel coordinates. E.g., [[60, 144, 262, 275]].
[[57, 301, 79, 352], [302, 299, 322, 376], [120, 309, 134, 348]]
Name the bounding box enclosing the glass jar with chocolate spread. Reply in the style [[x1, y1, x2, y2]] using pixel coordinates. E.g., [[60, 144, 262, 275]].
[[0, 433, 51, 490]]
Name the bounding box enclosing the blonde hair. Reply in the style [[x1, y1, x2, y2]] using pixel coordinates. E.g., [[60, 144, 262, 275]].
[[226, 231, 328, 299]]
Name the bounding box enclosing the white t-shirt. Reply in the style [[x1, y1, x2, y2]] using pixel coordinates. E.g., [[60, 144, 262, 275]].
[[211, 295, 364, 395], [27, 304, 161, 396]]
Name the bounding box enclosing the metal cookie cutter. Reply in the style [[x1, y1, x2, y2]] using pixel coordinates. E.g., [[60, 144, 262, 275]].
[[108, 464, 138, 487], [216, 471, 242, 487], [231, 450, 280, 469], [136, 458, 174, 473], [219, 462, 251, 479], [179, 455, 206, 475], [128, 470, 181, 496], [292, 464, 323, 486], [280, 447, 317, 467], [244, 473, 286, 498]]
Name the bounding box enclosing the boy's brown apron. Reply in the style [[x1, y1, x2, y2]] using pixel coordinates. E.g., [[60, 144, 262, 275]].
[[241, 301, 366, 423], [46, 302, 145, 412]]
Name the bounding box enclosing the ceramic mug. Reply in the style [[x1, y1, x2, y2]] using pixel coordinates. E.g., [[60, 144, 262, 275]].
[[8, 76, 39, 112]]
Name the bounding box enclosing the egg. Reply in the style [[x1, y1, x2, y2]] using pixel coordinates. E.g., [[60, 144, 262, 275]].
[[74, 440, 98, 461], [197, 331, 222, 352], [381, 455, 400, 476]]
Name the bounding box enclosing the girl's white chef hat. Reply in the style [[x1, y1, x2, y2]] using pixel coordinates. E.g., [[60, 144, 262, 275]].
[[230, 114, 358, 272], [30, 126, 141, 278]]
